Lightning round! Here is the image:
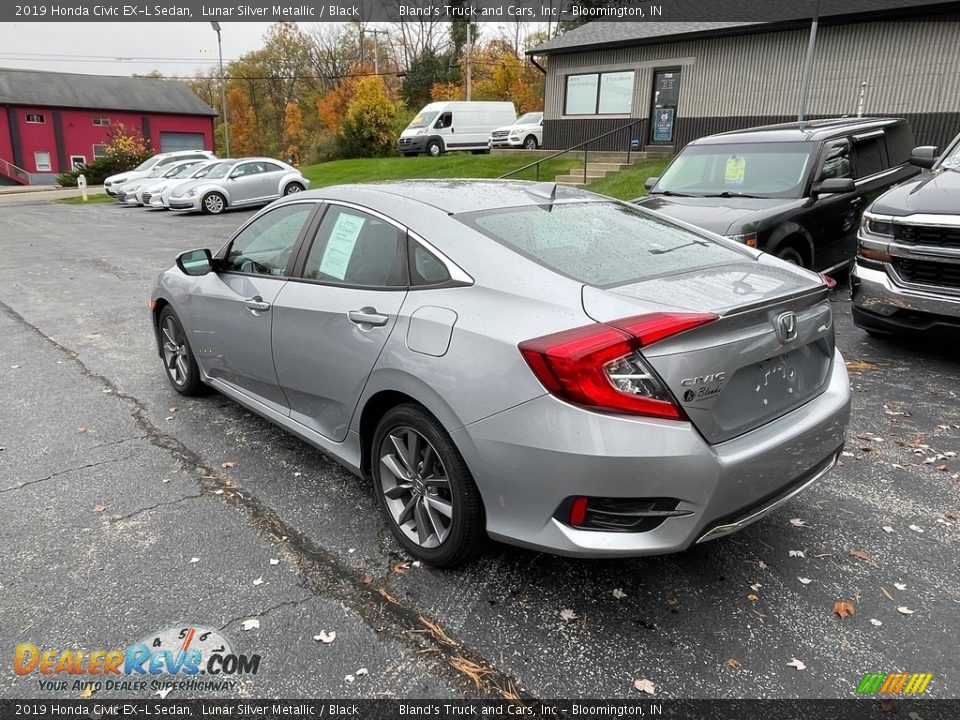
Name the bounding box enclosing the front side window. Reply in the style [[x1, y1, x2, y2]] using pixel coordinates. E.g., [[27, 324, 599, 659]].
[[655, 142, 815, 198], [565, 72, 635, 115], [818, 140, 852, 181], [458, 201, 747, 287], [223, 204, 314, 276], [302, 206, 406, 287], [940, 135, 960, 171], [435, 112, 453, 129]]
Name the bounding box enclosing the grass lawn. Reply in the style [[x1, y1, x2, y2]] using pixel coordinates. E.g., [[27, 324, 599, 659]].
[[55, 193, 114, 205], [300, 153, 582, 188], [584, 156, 674, 200]]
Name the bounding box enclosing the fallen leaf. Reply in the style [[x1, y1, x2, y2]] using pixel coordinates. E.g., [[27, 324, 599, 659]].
[[757, 560, 767, 569], [356, 668, 369, 676], [881, 587, 894, 602], [746, 593, 759, 602], [937, 465, 948, 472], [241, 619, 260, 631], [790, 518, 808, 527], [845, 359, 878, 371], [749, 583, 762, 592], [362, 572, 374, 585], [92, 504, 107, 513], [849, 550, 871, 562], [725, 658, 742, 670], [411, 561, 422, 568], [313, 630, 336, 644], [893, 582, 907, 591], [559, 608, 579, 623], [79, 686, 96, 698], [633, 678, 656, 695], [787, 658, 807, 671], [789, 550, 806, 558], [908, 525, 924, 533], [162, 478, 171, 484], [392, 561, 411, 575], [870, 618, 883, 626], [882, 526, 895, 533], [189, 557, 200, 563], [612, 588, 627, 600], [344, 674, 355, 684], [77, 427, 88, 434], [169, 407, 177, 413], [221, 461, 235, 469], [155, 688, 172, 699], [252, 576, 264, 586], [945, 511, 960, 521], [666, 596, 679, 607], [269, 558, 280, 565], [832, 600, 855, 619], [798, 577, 813, 585], [897, 606, 915, 615]]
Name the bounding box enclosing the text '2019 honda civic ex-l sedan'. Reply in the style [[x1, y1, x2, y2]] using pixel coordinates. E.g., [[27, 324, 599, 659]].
[[150, 181, 850, 566]]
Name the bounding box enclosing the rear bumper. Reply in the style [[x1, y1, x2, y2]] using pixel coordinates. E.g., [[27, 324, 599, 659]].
[[453, 348, 850, 557], [851, 261, 960, 333]]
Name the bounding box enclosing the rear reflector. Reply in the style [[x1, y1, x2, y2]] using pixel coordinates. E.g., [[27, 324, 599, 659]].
[[569, 497, 589, 526], [519, 312, 716, 419]]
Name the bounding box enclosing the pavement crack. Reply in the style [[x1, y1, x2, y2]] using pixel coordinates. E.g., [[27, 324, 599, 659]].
[[0, 457, 125, 495], [89, 434, 149, 450], [218, 595, 316, 632], [109, 493, 205, 523]]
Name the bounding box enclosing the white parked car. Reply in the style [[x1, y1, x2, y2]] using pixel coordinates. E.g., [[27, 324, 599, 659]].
[[168, 157, 309, 214], [488, 112, 544, 150], [120, 160, 205, 206], [103, 149, 217, 196], [150, 160, 223, 209]]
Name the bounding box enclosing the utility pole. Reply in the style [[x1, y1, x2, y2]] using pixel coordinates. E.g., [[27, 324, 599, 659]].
[[210, 22, 230, 157], [466, 21, 472, 100], [797, 0, 821, 126], [361, 28, 388, 75]]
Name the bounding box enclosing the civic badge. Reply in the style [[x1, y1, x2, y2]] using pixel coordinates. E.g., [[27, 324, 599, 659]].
[[774, 311, 798, 344]]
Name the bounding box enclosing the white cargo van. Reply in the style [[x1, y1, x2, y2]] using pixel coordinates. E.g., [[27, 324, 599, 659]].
[[398, 101, 517, 157]]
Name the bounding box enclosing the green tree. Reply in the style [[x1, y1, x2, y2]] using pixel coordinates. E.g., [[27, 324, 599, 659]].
[[402, 49, 455, 109], [339, 76, 401, 158]]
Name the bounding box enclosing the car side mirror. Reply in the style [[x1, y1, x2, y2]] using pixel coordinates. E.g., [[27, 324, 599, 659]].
[[176, 248, 214, 276], [909, 146, 939, 169], [811, 177, 855, 198], [645, 177, 659, 191]]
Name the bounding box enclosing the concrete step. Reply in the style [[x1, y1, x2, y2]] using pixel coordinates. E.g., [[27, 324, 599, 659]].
[[585, 162, 632, 172], [555, 179, 588, 188]]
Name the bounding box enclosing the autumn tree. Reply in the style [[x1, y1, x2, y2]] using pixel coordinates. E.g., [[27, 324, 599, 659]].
[[227, 86, 259, 156], [339, 76, 401, 158], [282, 100, 306, 165]]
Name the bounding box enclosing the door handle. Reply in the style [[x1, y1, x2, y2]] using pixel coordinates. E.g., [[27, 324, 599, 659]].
[[243, 296, 271, 312], [850, 197, 863, 206], [348, 308, 389, 327]]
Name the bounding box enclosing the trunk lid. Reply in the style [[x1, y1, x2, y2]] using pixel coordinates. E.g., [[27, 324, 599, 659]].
[[583, 259, 835, 444]]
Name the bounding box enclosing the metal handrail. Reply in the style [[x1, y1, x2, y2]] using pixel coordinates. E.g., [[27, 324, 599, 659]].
[[498, 118, 646, 183], [0, 158, 30, 185]]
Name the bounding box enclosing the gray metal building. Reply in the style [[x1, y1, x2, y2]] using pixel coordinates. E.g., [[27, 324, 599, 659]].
[[529, 2, 960, 152]]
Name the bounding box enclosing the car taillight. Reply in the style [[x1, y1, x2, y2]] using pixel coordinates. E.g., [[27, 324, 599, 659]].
[[519, 313, 716, 419]]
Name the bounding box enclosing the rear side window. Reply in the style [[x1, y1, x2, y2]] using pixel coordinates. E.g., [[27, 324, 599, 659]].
[[853, 135, 887, 177], [884, 124, 915, 166], [458, 202, 746, 287]]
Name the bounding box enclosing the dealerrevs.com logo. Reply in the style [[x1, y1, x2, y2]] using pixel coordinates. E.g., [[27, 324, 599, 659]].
[[857, 672, 933, 695], [14, 625, 260, 694]]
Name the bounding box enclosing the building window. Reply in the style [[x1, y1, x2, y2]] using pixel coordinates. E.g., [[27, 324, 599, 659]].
[[564, 71, 635, 115], [35, 151, 52, 171], [93, 117, 111, 126], [92, 144, 110, 159], [70, 156, 86, 170], [25, 113, 45, 124]]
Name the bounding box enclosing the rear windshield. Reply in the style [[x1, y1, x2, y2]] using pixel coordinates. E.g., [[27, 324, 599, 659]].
[[457, 201, 747, 287]]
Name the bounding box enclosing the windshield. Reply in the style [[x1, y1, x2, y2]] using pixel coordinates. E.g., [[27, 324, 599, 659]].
[[145, 165, 169, 179], [655, 142, 815, 198], [133, 156, 160, 172], [167, 163, 198, 178], [408, 111, 439, 129], [939, 136, 960, 171], [516, 113, 542, 125], [203, 162, 233, 180], [191, 162, 218, 178], [458, 201, 746, 287]]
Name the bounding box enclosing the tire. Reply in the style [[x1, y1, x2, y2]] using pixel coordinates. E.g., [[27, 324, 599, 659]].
[[158, 307, 204, 396], [283, 182, 304, 195], [523, 135, 538, 150], [372, 404, 487, 567], [776, 246, 805, 267], [426, 141, 443, 157], [201, 192, 226, 215]]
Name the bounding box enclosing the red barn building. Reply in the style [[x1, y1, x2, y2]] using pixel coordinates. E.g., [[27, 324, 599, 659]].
[[0, 67, 216, 185]]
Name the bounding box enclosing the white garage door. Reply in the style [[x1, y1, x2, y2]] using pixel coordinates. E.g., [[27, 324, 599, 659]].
[[159, 132, 206, 152]]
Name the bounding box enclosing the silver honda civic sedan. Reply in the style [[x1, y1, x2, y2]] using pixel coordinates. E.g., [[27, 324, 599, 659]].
[[150, 181, 850, 566]]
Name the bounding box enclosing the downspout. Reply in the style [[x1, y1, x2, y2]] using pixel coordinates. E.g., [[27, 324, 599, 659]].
[[530, 55, 546, 74]]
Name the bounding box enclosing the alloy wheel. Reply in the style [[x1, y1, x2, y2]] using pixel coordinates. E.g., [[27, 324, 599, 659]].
[[204, 194, 224, 214], [379, 426, 453, 548], [161, 316, 189, 387], [285, 183, 303, 195]]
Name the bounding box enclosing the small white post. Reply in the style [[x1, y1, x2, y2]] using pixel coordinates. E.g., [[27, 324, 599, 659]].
[[78, 173, 88, 202]]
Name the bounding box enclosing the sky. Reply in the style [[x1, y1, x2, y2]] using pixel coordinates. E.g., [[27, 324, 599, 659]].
[[0, 23, 276, 78]]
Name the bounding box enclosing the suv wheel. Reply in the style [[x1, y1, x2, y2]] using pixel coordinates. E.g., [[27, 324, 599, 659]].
[[523, 135, 538, 150]]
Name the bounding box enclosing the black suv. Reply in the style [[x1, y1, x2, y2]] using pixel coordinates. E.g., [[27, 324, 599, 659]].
[[635, 118, 920, 272]]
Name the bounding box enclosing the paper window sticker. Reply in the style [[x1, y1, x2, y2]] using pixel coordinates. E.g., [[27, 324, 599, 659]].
[[318, 212, 366, 281], [725, 155, 746, 186]]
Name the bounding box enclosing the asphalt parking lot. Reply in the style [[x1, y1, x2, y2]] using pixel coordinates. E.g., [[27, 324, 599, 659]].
[[1, 199, 958, 701]]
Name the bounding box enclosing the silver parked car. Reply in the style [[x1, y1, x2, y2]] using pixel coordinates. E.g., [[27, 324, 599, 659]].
[[168, 157, 309, 214], [121, 160, 203, 206], [103, 149, 216, 196], [150, 181, 850, 566], [150, 160, 222, 209]]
